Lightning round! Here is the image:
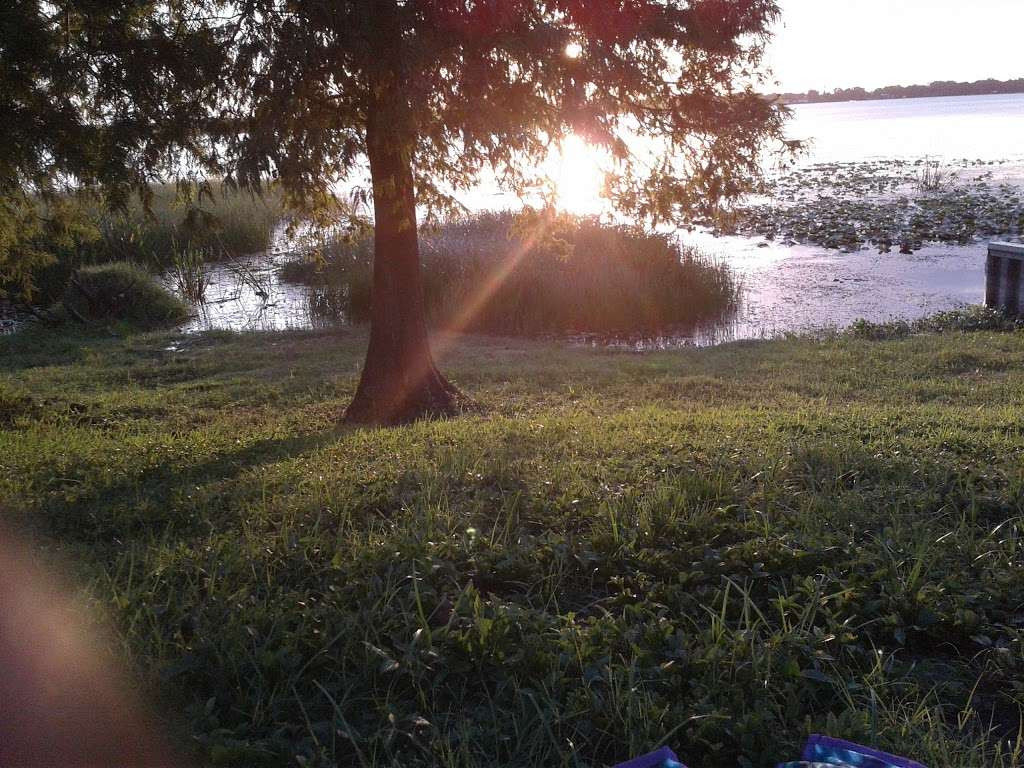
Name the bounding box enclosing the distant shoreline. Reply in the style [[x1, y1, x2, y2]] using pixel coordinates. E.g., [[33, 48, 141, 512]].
[[768, 77, 1024, 106], [781, 92, 1024, 108]]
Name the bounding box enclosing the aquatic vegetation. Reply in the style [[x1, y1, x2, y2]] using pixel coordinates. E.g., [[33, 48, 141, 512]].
[[87, 182, 284, 268], [169, 248, 213, 304], [845, 305, 1022, 340], [279, 212, 740, 335], [14, 183, 285, 308], [717, 159, 1024, 252], [916, 160, 955, 192]]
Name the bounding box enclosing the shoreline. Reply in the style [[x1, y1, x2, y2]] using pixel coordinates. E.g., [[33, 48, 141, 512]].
[[777, 88, 1024, 108]]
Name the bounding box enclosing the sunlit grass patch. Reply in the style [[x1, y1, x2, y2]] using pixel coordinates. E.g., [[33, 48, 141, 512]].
[[2, 323, 1024, 766]]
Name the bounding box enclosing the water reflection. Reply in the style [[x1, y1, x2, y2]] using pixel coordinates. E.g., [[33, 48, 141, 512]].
[[680, 231, 986, 341], [787, 94, 1024, 166], [169, 228, 987, 349], [173, 246, 348, 334], [562, 321, 771, 352]]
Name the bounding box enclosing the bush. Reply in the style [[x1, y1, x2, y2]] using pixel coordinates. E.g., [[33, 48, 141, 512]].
[[61, 263, 189, 327], [281, 212, 739, 335]]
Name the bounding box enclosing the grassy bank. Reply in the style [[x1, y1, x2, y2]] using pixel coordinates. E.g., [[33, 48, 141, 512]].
[[281, 213, 739, 335], [15, 182, 283, 305], [2, 324, 1024, 767]]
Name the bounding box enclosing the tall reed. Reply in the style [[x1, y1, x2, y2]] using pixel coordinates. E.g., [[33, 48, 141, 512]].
[[916, 161, 954, 192], [281, 212, 739, 336], [88, 181, 284, 268], [169, 247, 213, 304], [22, 181, 284, 306]]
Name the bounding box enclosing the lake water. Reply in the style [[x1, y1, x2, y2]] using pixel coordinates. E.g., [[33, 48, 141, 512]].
[[176, 248, 342, 333], [171, 93, 1023, 340], [696, 93, 1023, 341], [787, 93, 1024, 166]]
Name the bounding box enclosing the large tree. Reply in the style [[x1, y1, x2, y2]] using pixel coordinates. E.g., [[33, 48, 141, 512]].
[[214, 0, 788, 425], [3, 1, 788, 425]]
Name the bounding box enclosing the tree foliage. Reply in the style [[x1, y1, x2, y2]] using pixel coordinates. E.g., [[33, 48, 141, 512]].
[[215, 0, 789, 222], [2, 0, 790, 261], [2, 1, 790, 267], [0, 0, 222, 299], [205, 0, 793, 423]]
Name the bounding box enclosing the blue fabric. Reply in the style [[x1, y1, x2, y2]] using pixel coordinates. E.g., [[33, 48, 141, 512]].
[[617, 734, 924, 768], [612, 746, 687, 768], [775, 734, 927, 768]]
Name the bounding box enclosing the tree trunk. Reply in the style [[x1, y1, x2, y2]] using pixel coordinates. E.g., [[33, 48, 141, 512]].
[[343, 101, 462, 426]]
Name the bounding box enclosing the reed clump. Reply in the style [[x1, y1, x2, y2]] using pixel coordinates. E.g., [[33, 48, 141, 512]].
[[169, 247, 213, 304], [916, 160, 954, 192], [87, 182, 284, 268], [282, 212, 739, 335], [17, 182, 284, 307]]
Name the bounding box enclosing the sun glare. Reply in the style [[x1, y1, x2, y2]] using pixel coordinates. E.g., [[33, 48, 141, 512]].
[[549, 134, 607, 215]]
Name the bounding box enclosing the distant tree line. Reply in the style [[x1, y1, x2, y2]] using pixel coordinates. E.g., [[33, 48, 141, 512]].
[[771, 77, 1024, 105]]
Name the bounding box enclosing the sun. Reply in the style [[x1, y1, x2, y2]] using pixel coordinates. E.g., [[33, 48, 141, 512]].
[[548, 134, 607, 215]]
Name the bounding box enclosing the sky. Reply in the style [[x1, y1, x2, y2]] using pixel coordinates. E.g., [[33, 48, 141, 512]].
[[764, 0, 1024, 93]]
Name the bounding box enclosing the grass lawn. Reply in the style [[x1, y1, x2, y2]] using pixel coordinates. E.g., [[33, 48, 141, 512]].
[[2, 324, 1024, 767]]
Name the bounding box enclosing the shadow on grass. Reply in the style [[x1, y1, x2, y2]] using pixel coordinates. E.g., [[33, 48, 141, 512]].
[[0, 327, 114, 373], [38, 429, 345, 547]]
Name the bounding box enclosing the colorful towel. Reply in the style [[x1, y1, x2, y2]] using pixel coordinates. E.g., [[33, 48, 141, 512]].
[[776, 734, 927, 768], [614, 734, 925, 768], [612, 746, 687, 768]]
